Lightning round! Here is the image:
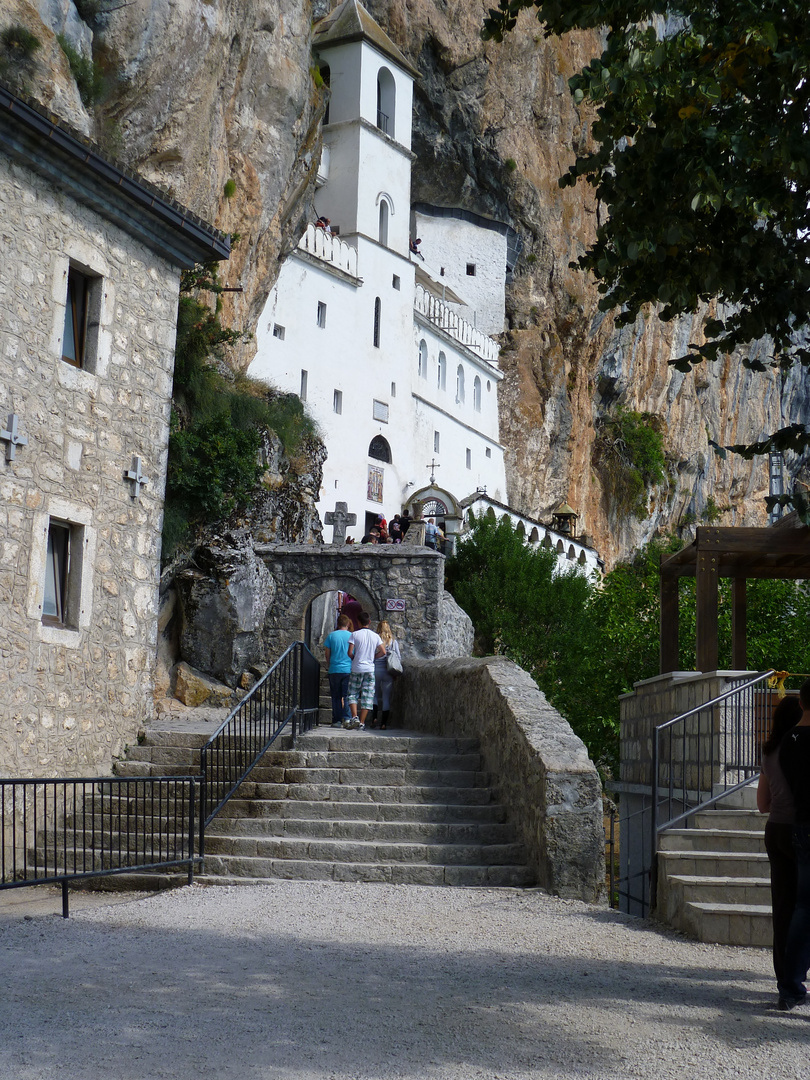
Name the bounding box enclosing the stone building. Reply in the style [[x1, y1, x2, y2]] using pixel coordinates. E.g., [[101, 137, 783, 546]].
[[0, 84, 228, 778]]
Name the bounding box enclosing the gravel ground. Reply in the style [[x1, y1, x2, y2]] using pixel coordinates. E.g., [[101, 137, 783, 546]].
[[0, 881, 806, 1080]]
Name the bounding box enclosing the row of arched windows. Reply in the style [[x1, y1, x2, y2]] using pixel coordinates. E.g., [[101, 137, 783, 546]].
[[417, 339, 482, 411]]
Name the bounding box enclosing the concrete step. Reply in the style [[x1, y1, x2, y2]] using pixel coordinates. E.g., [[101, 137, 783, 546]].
[[658, 828, 766, 854], [691, 808, 765, 833], [657, 849, 770, 878], [196, 859, 535, 887], [201, 836, 527, 866], [231, 782, 496, 805], [715, 782, 759, 811], [658, 873, 771, 927], [213, 799, 509, 824], [680, 902, 772, 947], [205, 817, 515, 844]]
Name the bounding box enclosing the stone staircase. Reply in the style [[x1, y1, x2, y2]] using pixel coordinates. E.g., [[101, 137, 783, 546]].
[[655, 782, 771, 946], [105, 723, 535, 888]]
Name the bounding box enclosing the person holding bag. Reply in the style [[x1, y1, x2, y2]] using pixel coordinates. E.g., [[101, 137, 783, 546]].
[[373, 620, 402, 729]]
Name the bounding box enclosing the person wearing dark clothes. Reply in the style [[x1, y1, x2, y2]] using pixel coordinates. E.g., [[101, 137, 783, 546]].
[[758, 695, 803, 994], [340, 596, 363, 632], [777, 678, 810, 1010], [389, 515, 402, 543]]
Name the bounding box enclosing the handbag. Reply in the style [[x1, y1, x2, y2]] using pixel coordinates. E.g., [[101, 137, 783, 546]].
[[387, 643, 403, 675]]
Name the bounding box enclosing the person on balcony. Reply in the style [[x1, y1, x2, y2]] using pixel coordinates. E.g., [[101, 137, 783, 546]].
[[315, 216, 332, 234], [409, 236, 424, 260]]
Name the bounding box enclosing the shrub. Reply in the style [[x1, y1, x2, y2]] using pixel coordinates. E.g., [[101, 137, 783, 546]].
[[1, 24, 40, 60], [223, 178, 236, 199], [56, 34, 103, 105], [593, 407, 666, 519]]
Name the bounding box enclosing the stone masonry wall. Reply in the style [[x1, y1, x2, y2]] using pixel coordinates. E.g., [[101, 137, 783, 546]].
[[0, 154, 181, 777], [390, 656, 604, 901], [254, 544, 446, 668]]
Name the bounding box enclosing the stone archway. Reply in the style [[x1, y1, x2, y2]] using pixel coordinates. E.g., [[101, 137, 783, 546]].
[[289, 574, 381, 658]]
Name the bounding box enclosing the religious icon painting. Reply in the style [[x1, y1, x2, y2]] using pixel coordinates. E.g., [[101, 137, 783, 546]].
[[367, 465, 384, 503]]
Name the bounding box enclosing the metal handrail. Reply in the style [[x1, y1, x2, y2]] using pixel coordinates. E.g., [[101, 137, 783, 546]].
[[198, 641, 320, 850], [0, 775, 198, 916]]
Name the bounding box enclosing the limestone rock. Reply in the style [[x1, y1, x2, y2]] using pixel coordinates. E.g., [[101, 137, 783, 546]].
[[438, 590, 474, 658], [173, 662, 235, 709], [174, 530, 277, 687]]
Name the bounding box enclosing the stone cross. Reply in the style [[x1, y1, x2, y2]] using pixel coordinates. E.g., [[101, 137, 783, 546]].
[[0, 413, 28, 462], [426, 458, 440, 485], [124, 455, 150, 499], [324, 501, 356, 544]]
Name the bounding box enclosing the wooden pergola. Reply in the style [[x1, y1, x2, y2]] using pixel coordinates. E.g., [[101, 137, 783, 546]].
[[659, 520, 810, 673]]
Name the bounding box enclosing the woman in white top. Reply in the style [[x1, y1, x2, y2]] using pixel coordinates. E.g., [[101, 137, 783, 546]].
[[373, 620, 401, 730]]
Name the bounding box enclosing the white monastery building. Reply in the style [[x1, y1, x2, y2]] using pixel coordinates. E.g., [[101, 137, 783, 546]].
[[249, 0, 511, 541]]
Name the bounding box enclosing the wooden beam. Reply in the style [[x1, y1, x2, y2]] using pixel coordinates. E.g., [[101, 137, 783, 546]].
[[660, 572, 679, 674], [731, 577, 747, 669], [696, 546, 719, 672]]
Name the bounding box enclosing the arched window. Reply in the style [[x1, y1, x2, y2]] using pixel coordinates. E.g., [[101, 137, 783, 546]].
[[437, 351, 446, 391], [418, 339, 428, 379], [473, 375, 482, 412], [529, 527, 540, 543], [369, 435, 391, 462], [378, 200, 389, 246], [456, 364, 465, 404], [373, 297, 381, 348], [376, 68, 396, 138]]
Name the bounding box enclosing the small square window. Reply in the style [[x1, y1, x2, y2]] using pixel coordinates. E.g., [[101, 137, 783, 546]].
[[466, 448, 472, 469], [300, 370, 308, 401], [434, 431, 440, 454], [317, 302, 327, 328], [485, 447, 492, 459], [466, 263, 476, 277], [392, 275, 401, 290], [333, 389, 343, 415], [373, 400, 389, 423], [62, 266, 101, 370], [272, 324, 285, 340]]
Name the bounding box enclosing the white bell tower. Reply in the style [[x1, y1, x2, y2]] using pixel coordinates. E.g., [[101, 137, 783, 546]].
[[313, 0, 418, 254]]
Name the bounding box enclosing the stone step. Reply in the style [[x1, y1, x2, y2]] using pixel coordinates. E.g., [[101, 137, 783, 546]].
[[201, 836, 527, 866], [197, 858, 535, 887], [658, 873, 771, 927], [295, 734, 481, 754], [212, 799, 509, 824], [230, 783, 495, 805], [658, 828, 766, 854], [281, 767, 491, 787], [657, 849, 770, 879], [206, 817, 515, 843], [679, 901, 772, 947], [691, 809, 765, 833], [260, 750, 486, 771]]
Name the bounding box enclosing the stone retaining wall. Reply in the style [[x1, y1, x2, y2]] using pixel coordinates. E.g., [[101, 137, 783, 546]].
[[390, 656, 604, 901]]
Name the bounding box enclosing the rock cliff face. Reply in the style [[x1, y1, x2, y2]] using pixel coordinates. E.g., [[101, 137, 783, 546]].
[[12, 0, 810, 567]]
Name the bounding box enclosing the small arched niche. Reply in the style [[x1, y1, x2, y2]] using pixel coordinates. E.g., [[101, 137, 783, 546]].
[[377, 67, 396, 138]]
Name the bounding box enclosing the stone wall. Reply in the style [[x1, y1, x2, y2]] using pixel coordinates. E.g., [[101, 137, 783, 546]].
[[255, 543, 446, 669], [437, 590, 474, 658], [0, 153, 181, 777], [390, 656, 604, 901]]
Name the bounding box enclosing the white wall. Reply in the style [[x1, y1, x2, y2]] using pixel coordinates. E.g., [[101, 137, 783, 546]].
[[414, 211, 508, 336]]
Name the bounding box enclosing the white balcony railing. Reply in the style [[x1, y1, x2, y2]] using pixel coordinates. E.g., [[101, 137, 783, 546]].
[[298, 223, 358, 278], [414, 285, 499, 364]]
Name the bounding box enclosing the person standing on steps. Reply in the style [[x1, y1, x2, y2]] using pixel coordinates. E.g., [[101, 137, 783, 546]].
[[323, 613, 353, 728], [372, 620, 402, 730], [345, 611, 384, 731], [777, 678, 810, 1010], [758, 694, 803, 998]]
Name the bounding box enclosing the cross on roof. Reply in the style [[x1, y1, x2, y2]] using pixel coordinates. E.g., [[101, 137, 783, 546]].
[[0, 413, 28, 462], [324, 500, 357, 544], [426, 459, 440, 485], [124, 455, 150, 499]]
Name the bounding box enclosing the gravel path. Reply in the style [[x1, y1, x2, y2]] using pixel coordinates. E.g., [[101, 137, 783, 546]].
[[0, 882, 806, 1079]]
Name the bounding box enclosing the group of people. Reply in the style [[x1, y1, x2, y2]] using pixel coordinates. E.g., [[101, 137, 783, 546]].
[[354, 511, 445, 550], [323, 603, 402, 731], [758, 679, 810, 1010]]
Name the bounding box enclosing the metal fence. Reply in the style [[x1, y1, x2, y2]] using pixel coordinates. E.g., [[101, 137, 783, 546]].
[[0, 775, 197, 917], [198, 641, 320, 848], [609, 669, 773, 915]]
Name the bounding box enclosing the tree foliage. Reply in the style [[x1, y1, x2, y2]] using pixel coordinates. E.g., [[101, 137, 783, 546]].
[[483, 1, 810, 456]]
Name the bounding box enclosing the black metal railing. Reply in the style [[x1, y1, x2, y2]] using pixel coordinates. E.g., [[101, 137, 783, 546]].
[[377, 109, 389, 134], [611, 669, 774, 916], [198, 641, 320, 849], [0, 776, 197, 916]]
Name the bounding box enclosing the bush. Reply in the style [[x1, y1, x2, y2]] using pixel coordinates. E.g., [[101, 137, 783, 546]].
[[1, 24, 40, 60], [56, 34, 103, 105], [223, 179, 236, 199], [593, 406, 666, 519]]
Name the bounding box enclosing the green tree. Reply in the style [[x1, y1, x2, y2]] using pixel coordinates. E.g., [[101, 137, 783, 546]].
[[445, 515, 609, 763], [483, 1, 810, 467]]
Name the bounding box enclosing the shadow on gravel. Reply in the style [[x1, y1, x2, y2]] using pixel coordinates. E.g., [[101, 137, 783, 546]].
[[0, 892, 806, 1080]]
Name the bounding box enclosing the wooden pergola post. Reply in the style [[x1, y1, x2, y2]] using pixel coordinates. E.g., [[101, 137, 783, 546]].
[[659, 566, 679, 674], [696, 544, 719, 672], [731, 577, 747, 669]]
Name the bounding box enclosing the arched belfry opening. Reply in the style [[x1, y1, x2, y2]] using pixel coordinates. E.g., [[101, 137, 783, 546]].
[[376, 67, 396, 138]]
